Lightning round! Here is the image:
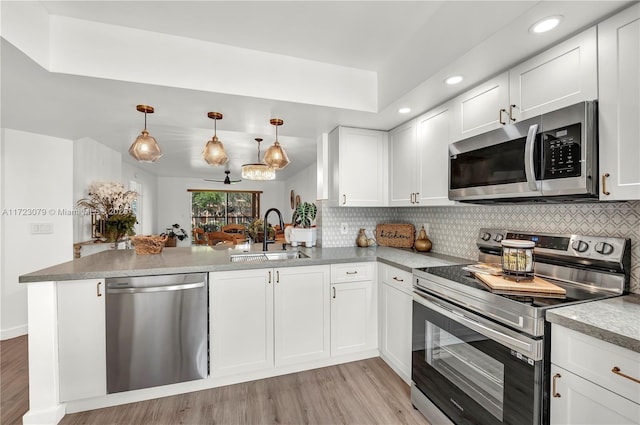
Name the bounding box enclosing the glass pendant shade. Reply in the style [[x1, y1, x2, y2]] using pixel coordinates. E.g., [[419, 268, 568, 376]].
[[129, 105, 162, 163], [242, 137, 275, 180], [202, 112, 228, 166], [263, 141, 290, 170], [202, 135, 228, 166], [263, 118, 290, 170]]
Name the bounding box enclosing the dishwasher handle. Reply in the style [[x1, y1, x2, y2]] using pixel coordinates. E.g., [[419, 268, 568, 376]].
[[107, 281, 205, 294]]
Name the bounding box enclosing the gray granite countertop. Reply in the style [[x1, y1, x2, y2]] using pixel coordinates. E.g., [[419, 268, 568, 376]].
[[19, 244, 470, 283], [546, 294, 640, 353]]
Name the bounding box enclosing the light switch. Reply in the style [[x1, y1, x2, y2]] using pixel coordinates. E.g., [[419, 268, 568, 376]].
[[31, 223, 54, 234]]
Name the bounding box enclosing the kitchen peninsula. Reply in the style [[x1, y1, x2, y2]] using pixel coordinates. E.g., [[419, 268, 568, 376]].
[[19, 245, 464, 425]]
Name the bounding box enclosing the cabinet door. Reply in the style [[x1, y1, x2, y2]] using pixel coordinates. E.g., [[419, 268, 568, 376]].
[[550, 364, 640, 425], [509, 27, 597, 121], [389, 120, 417, 206], [449, 72, 509, 142], [274, 265, 330, 366], [416, 106, 455, 206], [330, 280, 377, 357], [379, 282, 412, 383], [337, 127, 388, 206], [598, 3, 640, 200], [210, 269, 273, 376], [57, 279, 106, 401]]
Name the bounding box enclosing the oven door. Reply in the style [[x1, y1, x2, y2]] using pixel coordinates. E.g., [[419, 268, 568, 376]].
[[412, 291, 544, 425]]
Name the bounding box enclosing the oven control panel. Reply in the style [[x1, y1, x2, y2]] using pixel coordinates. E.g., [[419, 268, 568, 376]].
[[477, 228, 629, 263]]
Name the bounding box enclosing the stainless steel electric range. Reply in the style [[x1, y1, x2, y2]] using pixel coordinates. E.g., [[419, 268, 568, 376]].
[[411, 228, 631, 425]]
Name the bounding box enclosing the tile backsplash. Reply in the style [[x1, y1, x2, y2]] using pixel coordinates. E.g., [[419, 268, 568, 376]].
[[317, 200, 640, 294]]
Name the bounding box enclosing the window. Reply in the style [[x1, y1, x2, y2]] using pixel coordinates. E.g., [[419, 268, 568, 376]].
[[190, 190, 261, 236]]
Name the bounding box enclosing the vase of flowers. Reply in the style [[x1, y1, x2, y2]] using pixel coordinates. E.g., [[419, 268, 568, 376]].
[[77, 181, 138, 245]]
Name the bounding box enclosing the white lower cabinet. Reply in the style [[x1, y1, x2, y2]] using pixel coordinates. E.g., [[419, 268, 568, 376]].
[[378, 264, 412, 383], [550, 325, 640, 425], [210, 265, 330, 377], [330, 262, 377, 357], [57, 279, 106, 401]]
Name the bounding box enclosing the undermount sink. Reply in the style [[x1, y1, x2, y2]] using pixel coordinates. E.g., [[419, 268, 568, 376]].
[[229, 250, 310, 263]]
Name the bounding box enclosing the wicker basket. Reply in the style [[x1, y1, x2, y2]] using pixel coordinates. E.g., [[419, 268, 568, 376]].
[[130, 235, 168, 255]]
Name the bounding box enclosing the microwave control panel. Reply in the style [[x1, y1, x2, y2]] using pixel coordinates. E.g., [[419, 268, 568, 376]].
[[541, 122, 582, 179]]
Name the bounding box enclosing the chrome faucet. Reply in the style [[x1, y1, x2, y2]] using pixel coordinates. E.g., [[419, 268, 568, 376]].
[[263, 208, 285, 251]]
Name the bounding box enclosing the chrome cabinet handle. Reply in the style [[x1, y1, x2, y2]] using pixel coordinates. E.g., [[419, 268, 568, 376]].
[[509, 104, 517, 122], [499, 108, 507, 125], [524, 124, 539, 192], [393, 276, 404, 282], [96, 282, 102, 297], [552, 373, 561, 397], [414, 192, 419, 203], [612, 366, 640, 384], [410, 193, 415, 204], [602, 173, 611, 195]]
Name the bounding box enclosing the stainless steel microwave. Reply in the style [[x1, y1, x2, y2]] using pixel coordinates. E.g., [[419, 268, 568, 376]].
[[448, 101, 598, 203]]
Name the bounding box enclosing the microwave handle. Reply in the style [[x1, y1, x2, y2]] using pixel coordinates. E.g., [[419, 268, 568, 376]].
[[524, 124, 539, 191]]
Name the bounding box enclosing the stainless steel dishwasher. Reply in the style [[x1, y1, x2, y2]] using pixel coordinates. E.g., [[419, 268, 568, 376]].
[[106, 273, 208, 393]]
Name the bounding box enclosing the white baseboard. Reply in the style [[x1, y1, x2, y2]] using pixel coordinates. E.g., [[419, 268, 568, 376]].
[[1, 323, 27, 340]]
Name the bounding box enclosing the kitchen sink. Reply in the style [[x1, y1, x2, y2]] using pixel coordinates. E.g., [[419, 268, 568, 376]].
[[229, 250, 310, 263]]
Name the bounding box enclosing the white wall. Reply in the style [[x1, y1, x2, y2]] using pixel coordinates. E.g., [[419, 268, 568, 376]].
[[284, 162, 318, 221], [73, 137, 122, 243], [156, 177, 287, 235], [121, 162, 158, 235], [1, 129, 74, 339]]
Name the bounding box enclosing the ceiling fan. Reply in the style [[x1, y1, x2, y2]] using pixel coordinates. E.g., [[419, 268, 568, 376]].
[[204, 170, 241, 185]]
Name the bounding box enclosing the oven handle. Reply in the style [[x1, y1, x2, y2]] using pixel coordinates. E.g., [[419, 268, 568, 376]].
[[413, 291, 542, 360], [524, 123, 539, 192]]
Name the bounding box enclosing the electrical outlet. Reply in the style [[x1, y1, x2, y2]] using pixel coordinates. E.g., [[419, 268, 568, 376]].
[[340, 222, 348, 235]]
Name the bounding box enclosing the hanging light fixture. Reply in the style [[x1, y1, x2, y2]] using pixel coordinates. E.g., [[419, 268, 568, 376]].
[[242, 138, 275, 180], [263, 118, 290, 170], [129, 104, 163, 162], [202, 112, 229, 166]]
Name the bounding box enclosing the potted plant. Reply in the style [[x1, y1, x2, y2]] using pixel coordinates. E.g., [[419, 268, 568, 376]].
[[161, 224, 189, 247], [290, 202, 317, 247], [247, 219, 275, 243]]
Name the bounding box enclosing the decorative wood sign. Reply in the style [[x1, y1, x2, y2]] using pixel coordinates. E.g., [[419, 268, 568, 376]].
[[375, 223, 415, 248]]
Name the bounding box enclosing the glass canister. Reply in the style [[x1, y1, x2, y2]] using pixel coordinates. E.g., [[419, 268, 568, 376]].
[[501, 239, 535, 281]]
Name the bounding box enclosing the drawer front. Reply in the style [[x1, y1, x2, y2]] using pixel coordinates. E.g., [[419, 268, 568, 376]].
[[552, 325, 640, 404], [380, 263, 413, 294], [330, 262, 374, 283]]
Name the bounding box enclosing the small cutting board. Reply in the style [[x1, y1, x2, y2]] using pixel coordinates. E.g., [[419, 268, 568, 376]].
[[475, 273, 566, 295]]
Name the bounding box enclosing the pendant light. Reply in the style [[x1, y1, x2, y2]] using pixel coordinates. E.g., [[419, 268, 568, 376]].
[[202, 112, 229, 166], [242, 138, 275, 180], [129, 105, 163, 162], [263, 118, 290, 170]]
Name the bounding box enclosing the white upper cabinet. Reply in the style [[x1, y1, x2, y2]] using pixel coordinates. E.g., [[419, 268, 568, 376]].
[[416, 105, 454, 206], [449, 72, 510, 142], [450, 26, 597, 142], [389, 119, 418, 206], [509, 26, 597, 121], [598, 3, 640, 201], [328, 126, 388, 207], [389, 106, 453, 206]]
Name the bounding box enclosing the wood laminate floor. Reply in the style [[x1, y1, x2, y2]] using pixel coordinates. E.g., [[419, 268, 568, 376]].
[[1, 336, 431, 425]]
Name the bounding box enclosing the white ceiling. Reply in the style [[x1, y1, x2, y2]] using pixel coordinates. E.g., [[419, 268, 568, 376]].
[[1, 1, 633, 181]]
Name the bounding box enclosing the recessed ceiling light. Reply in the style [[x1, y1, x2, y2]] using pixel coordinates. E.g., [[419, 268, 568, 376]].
[[530, 16, 563, 34], [445, 75, 463, 85], [398, 107, 411, 114]]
